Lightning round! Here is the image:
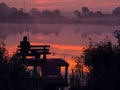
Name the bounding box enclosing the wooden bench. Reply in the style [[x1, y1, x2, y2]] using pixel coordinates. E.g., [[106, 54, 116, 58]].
[[18, 45, 50, 61]]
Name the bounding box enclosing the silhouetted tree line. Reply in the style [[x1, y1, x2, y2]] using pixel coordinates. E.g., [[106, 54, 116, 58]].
[[0, 2, 120, 23], [69, 30, 120, 90], [0, 41, 42, 90], [74, 6, 120, 18], [0, 2, 63, 23], [72, 7, 120, 25]]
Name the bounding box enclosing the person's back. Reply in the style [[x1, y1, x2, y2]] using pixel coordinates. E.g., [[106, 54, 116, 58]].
[[20, 36, 30, 60]]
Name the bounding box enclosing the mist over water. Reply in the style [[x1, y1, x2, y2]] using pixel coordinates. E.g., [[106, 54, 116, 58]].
[[0, 23, 119, 56]]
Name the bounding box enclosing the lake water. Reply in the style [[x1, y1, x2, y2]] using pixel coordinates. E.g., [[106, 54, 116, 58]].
[[0, 23, 119, 90]]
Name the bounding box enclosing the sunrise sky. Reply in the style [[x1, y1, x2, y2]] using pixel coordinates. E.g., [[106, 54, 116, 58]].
[[0, 0, 119, 56], [0, 0, 120, 69], [1, 0, 120, 12]]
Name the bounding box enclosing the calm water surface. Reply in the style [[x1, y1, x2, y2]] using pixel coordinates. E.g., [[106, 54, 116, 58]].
[[0, 23, 119, 67]]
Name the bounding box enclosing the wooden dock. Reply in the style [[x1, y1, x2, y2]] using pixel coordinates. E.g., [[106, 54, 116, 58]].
[[17, 45, 69, 89]]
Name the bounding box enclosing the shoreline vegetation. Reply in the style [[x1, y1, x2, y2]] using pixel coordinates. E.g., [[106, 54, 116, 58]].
[[0, 18, 119, 25], [69, 30, 120, 90], [0, 19, 119, 26]]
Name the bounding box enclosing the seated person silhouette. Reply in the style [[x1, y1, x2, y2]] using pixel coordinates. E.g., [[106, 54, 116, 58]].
[[20, 36, 30, 60]]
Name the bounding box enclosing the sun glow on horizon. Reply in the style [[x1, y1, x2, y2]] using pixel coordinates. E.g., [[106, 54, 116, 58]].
[[36, 0, 48, 3]]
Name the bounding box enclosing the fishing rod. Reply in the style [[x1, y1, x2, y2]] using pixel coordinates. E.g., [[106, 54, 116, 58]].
[[23, 0, 30, 41]]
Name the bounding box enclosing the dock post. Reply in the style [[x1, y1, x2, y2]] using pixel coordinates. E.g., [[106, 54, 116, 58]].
[[65, 66, 68, 82], [43, 47, 46, 62]]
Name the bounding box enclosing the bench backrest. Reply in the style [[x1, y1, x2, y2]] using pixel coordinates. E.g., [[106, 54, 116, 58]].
[[18, 45, 50, 60]]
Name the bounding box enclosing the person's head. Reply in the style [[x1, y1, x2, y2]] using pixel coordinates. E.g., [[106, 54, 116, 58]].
[[23, 36, 28, 41]]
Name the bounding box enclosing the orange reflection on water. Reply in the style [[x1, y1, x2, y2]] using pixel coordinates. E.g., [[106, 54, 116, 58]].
[[51, 44, 83, 51], [83, 65, 90, 73], [6, 42, 90, 74]]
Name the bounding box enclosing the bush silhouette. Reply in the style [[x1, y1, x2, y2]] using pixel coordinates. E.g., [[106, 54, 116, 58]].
[[0, 41, 42, 90], [83, 31, 120, 90], [69, 30, 120, 90]]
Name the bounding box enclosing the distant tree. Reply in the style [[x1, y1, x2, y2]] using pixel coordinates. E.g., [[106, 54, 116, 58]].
[[94, 11, 103, 17], [0, 2, 10, 15], [8, 7, 18, 22], [88, 11, 94, 17], [30, 8, 40, 18], [53, 9, 62, 18], [112, 7, 120, 16], [74, 10, 81, 18], [41, 10, 54, 19], [0, 2, 10, 22], [82, 7, 90, 16], [10, 7, 18, 13], [14, 8, 28, 22]]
